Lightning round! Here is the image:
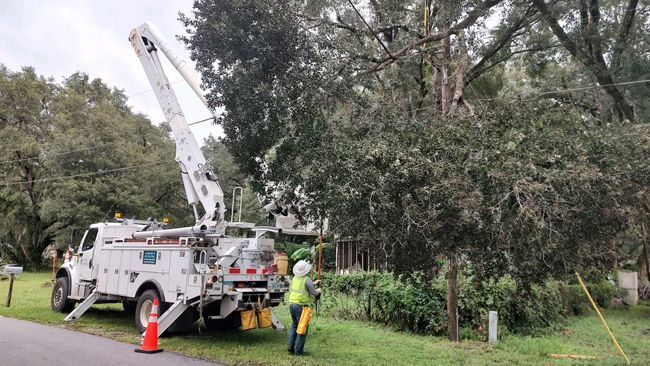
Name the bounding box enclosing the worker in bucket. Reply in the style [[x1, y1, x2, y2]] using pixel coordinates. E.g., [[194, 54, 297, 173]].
[[287, 260, 321, 356]]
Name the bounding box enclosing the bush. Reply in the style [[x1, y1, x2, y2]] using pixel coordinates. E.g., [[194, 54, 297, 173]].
[[560, 280, 617, 316], [320, 272, 616, 337]]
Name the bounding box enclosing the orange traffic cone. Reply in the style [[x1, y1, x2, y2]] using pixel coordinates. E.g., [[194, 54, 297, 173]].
[[135, 298, 163, 354]]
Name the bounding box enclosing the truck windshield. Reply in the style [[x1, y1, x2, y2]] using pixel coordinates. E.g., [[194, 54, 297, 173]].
[[81, 228, 98, 251]]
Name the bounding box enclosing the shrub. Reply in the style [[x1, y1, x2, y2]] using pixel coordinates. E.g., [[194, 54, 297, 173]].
[[320, 272, 616, 337], [560, 279, 617, 315]]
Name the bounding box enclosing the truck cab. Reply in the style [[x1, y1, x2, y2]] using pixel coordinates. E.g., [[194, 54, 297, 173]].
[[53, 220, 147, 307]]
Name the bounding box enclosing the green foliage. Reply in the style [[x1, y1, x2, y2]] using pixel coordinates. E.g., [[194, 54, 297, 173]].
[[290, 247, 313, 262], [321, 272, 617, 336], [275, 240, 335, 272], [0, 67, 193, 267]]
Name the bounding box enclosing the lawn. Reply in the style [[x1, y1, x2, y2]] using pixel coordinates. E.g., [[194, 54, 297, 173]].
[[1, 272, 649, 365]]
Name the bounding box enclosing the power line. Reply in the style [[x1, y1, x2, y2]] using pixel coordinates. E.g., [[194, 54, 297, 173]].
[[127, 79, 184, 98], [0, 142, 116, 165], [475, 78, 650, 103], [411, 78, 650, 112], [0, 161, 166, 186], [346, 0, 394, 60], [0, 116, 214, 165], [188, 117, 215, 126]]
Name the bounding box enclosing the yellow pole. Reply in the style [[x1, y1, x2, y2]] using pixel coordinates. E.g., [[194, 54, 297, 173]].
[[576, 272, 630, 365]]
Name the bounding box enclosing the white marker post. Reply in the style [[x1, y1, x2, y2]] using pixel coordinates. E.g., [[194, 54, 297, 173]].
[[488, 311, 498, 344]]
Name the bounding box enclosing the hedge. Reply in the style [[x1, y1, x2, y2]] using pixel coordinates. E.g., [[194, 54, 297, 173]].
[[320, 272, 615, 336]]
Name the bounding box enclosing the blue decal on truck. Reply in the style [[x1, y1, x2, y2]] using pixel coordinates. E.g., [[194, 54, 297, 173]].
[[143, 250, 157, 264]]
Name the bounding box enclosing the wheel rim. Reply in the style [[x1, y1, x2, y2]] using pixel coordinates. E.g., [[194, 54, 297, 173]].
[[53, 285, 63, 307], [140, 299, 153, 328]]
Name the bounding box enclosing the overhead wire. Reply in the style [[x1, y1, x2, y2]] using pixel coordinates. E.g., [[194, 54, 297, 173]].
[[482, 78, 650, 102], [126, 79, 184, 98], [0, 116, 214, 165], [409, 78, 650, 113], [346, 0, 394, 60], [0, 161, 167, 186]]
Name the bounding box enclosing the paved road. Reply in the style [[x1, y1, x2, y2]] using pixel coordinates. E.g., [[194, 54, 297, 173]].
[[0, 316, 224, 366]]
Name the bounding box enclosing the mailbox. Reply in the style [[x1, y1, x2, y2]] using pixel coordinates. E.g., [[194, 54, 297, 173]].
[[2, 265, 23, 276]]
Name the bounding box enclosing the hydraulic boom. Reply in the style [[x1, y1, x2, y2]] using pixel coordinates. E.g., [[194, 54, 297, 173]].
[[129, 22, 225, 236]]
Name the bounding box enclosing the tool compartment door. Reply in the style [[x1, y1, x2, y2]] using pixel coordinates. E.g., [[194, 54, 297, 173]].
[[117, 250, 132, 296], [168, 250, 189, 292], [96, 249, 111, 293], [105, 250, 122, 294]]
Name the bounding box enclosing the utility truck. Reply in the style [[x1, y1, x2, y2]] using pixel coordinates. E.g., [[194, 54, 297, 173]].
[[50, 22, 293, 335]]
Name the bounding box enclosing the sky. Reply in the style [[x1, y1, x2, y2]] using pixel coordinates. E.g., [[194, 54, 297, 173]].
[[0, 0, 222, 144]]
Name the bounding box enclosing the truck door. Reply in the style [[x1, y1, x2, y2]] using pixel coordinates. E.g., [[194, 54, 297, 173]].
[[78, 228, 98, 282]]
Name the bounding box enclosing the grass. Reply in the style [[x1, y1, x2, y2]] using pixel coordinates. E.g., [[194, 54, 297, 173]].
[[1, 272, 649, 365]]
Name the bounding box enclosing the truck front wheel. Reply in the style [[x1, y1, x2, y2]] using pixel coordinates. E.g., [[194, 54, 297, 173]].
[[51, 277, 75, 313], [135, 289, 167, 333]]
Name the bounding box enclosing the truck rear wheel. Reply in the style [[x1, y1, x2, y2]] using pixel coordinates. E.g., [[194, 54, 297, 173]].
[[135, 289, 168, 333], [51, 277, 75, 313]]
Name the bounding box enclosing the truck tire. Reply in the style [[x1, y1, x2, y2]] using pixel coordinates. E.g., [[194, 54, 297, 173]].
[[51, 277, 75, 313], [135, 289, 168, 333]]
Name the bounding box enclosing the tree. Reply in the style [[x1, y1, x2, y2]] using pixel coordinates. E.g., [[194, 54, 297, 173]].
[[0, 66, 57, 266], [181, 0, 649, 341], [0, 67, 193, 267]]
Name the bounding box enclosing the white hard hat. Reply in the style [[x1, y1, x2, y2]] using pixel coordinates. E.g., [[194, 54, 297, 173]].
[[293, 260, 312, 277]]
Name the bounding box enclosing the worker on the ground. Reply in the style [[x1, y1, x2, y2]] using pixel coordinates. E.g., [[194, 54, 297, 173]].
[[287, 260, 321, 356]]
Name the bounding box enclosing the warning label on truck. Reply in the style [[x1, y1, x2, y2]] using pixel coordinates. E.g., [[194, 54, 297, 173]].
[[143, 250, 157, 265]]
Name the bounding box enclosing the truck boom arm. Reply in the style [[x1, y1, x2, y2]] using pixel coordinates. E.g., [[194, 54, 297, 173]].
[[129, 22, 225, 234]]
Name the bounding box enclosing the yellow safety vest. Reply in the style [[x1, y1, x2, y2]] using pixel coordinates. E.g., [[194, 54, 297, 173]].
[[289, 276, 310, 305]]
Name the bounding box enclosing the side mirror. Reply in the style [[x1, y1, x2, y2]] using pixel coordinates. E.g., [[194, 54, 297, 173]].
[[70, 227, 84, 253]]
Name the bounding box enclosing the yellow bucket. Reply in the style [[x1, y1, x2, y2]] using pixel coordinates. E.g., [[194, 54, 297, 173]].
[[297, 306, 313, 335], [257, 308, 273, 328], [240, 310, 257, 331], [274, 253, 288, 275]]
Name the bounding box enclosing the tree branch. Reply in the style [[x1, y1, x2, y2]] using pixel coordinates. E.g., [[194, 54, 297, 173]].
[[466, 5, 538, 84], [368, 0, 504, 73], [467, 45, 560, 85], [611, 0, 639, 71], [532, 0, 635, 121]]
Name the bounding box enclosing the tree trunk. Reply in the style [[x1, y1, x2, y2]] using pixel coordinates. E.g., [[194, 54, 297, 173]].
[[451, 31, 474, 115], [447, 254, 459, 342]]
